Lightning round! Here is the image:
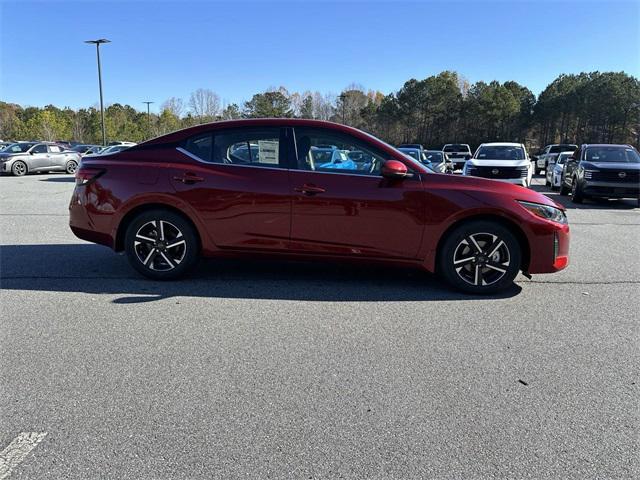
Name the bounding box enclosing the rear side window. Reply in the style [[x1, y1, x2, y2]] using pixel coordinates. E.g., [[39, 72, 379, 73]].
[[48, 145, 62, 153], [181, 128, 284, 168]]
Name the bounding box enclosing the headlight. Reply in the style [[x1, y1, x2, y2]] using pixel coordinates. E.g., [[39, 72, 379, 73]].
[[517, 200, 567, 225]]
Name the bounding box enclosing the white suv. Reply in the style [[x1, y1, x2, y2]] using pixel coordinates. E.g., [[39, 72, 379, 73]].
[[463, 142, 533, 187], [535, 144, 577, 175]]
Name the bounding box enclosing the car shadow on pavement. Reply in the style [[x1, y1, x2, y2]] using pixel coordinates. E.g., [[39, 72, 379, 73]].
[[530, 181, 638, 210], [0, 243, 521, 302], [39, 176, 75, 183]]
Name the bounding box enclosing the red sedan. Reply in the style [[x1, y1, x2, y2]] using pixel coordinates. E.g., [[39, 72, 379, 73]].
[[69, 119, 569, 294]]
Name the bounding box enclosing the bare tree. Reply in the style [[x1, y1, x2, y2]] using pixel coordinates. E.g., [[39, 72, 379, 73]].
[[188, 88, 221, 120], [161, 97, 185, 118], [312, 92, 336, 120]]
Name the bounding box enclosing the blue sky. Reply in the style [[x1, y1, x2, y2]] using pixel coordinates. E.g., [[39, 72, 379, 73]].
[[1, 0, 638, 112]]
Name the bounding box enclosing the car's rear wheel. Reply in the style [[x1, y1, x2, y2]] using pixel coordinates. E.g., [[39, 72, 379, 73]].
[[11, 160, 27, 177], [65, 159, 78, 174], [124, 209, 199, 280], [439, 221, 521, 294]]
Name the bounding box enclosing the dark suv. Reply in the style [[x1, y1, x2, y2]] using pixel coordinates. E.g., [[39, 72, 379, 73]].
[[560, 144, 640, 205]]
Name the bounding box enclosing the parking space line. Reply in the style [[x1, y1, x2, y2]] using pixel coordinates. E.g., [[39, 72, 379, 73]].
[[0, 432, 47, 480]]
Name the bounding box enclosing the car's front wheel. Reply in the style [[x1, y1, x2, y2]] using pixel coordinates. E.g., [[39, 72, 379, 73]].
[[559, 178, 570, 196], [124, 209, 199, 280], [571, 177, 584, 203], [65, 159, 78, 174], [11, 160, 27, 176], [439, 221, 521, 294]]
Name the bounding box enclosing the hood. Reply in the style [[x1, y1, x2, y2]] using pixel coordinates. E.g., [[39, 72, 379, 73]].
[[467, 158, 530, 168], [583, 161, 640, 171], [437, 173, 564, 210], [0, 152, 24, 160]]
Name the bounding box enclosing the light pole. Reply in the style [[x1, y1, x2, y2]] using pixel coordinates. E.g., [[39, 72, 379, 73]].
[[143, 101, 154, 139], [84, 39, 110, 146]]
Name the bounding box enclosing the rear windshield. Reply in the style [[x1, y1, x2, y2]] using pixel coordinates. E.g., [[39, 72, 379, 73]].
[[475, 145, 525, 160], [585, 147, 640, 163], [443, 144, 470, 153], [550, 144, 577, 153]]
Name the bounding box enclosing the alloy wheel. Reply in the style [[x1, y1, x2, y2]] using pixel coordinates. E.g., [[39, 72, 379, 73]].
[[13, 162, 26, 176], [452, 232, 511, 286], [134, 220, 187, 271]]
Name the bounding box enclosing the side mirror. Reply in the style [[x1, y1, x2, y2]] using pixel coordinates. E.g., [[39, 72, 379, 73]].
[[382, 160, 409, 179]]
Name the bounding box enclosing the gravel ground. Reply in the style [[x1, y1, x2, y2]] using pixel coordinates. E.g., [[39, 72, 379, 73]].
[[1, 173, 638, 479]]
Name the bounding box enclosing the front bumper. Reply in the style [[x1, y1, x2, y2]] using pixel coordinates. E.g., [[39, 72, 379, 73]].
[[582, 180, 640, 199], [527, 222, 570, 274]]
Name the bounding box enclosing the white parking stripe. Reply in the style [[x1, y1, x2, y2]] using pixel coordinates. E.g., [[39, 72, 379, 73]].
[[0, 432, 47, 480]]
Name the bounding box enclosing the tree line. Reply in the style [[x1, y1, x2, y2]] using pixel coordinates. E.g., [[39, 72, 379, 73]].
[[1, 71, 638, 152]]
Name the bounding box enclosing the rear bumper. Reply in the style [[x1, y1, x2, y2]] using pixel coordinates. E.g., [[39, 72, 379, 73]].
[[69, 186, 116, 249]]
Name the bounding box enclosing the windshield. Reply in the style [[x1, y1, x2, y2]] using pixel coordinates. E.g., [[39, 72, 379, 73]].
[[2, 143, 34, 153], [476, 145, 525, 160], [550, 144, 577, 154], [399, 148, 420, 161], [556, 153, 572, 164], [444, 144, 469, 153], [425, 151, 443, 163], [585, 146, 640, 163], [71, 145, 91, 152]]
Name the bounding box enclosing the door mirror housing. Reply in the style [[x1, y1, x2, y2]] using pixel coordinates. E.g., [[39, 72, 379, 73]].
[[382, 160, 409, 179]]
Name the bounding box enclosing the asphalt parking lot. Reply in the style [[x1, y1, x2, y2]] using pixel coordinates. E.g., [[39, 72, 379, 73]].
[[1, 173, 638, 479]]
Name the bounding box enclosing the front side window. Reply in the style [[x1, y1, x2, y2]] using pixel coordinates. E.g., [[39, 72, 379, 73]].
[[182, 128, 283, 167], [294, 127, 386, 175], [31, 144, 48, 154]]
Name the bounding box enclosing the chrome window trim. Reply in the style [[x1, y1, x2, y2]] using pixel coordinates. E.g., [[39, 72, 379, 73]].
[[176, 147, 285, 171]]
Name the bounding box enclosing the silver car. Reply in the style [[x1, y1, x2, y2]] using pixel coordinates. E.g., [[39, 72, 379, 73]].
[[0, 142, 82, 176]]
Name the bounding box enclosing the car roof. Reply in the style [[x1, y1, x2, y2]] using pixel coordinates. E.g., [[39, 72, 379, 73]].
[[479, 142, 523, 147], [582, 144, 633, 148]]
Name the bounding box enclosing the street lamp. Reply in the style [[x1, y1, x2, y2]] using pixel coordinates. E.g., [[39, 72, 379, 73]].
[[143, 101, 154, 139], [84, 39, 110, 146]]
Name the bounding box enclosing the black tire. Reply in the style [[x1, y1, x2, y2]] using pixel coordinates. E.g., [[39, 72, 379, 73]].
[[559, 179, 570, 196], [571, 177, 584, 204], [65, 159, 78, 174], [124, 209, 199, 280], [545, 176, 550, 187], [438, 220, 521, 294], [11, 160, 27, 177]]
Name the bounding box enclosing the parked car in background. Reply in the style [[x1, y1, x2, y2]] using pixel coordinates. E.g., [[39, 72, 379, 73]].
[[98, 144, 133, 155], [535, 144, 578, 175], [545, 151, 574, 190], [398, 147, 424, 163], [71, 144, 104, 156], [69, 119, 570, 294], [0, 141, 82, 176], [463, 143, 533, 187], [398, 143, 424, 151], [560, 144, 640, 204], [442, 144, 472, 171], [107, 141, 137, 146], [0, 141, 14, 151], [423, 150, 453, 173]]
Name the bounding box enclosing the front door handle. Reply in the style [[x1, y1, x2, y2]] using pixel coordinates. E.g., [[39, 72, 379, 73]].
[[294, 184, 326, 195], [173, 173, 204, 184]]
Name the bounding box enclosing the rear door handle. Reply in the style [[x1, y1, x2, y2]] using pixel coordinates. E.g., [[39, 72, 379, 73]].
[[294, 184, 326, 195], [173, 173, 204, 184]]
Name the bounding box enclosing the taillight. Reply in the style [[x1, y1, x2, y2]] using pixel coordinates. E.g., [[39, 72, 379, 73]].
[[75, 167, 105, 186]]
